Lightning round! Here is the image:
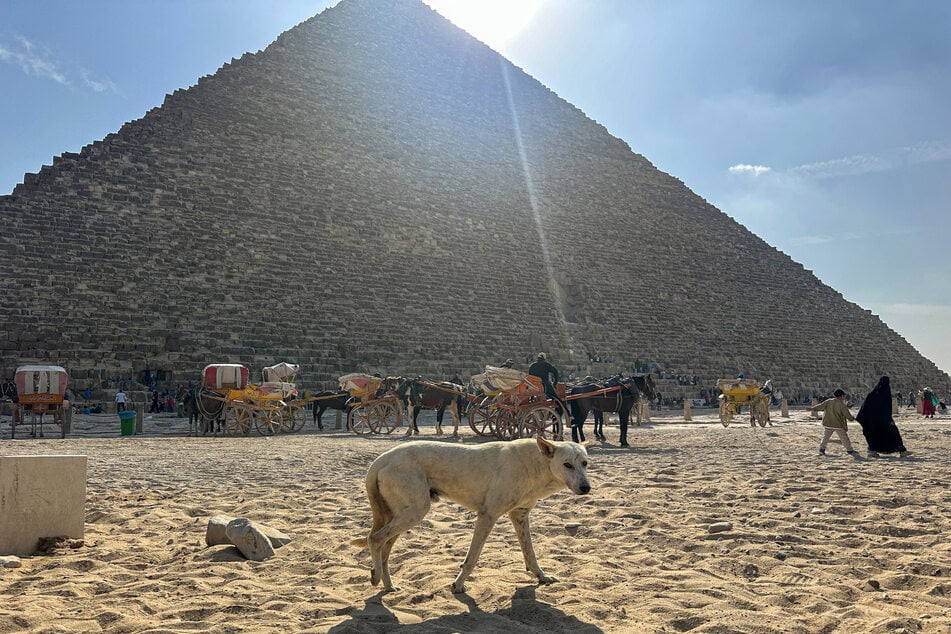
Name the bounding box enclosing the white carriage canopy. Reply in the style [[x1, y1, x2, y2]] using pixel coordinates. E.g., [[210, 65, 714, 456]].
[[15, 365, 69, 396], [470, 366, 527, 394], [262, 362, 300, 383]]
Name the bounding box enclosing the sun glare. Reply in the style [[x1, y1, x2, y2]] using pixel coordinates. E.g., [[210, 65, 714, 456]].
[[423, 0, 546, 50]]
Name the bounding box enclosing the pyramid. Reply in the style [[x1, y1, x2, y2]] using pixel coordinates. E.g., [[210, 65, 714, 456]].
[[1, 0, 947, 397]]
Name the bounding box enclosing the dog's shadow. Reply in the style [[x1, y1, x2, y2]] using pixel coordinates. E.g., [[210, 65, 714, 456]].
[[328, 586, 603, 633]]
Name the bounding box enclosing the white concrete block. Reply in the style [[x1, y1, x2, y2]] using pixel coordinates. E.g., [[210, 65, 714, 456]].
[[0, 455, 87, 556]]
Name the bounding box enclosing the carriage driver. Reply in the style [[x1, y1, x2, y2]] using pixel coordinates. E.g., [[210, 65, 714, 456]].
[[529, 353, 568, 419]]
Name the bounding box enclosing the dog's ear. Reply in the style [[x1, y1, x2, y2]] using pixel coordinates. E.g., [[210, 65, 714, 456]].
[[536, 436, 557, 458]]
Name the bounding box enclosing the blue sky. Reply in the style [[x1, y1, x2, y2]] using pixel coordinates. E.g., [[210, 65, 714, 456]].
[[2, 1, 949, 375]]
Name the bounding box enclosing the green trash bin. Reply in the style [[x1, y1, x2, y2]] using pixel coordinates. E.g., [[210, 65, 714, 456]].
[[119, 410, 136, 436]]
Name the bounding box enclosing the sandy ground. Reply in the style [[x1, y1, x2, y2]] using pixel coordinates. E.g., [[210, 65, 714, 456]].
[[0, 407, 949, 633]]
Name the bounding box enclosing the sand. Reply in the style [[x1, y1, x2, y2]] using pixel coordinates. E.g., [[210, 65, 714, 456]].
[[0, 408, 949, 633]]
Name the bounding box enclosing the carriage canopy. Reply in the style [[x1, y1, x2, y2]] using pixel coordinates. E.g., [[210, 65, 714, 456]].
[[471, 366, 528, 395], [15, 365, 68, 397], [202, 364, 249, 390], [262, 362, 299, 383]]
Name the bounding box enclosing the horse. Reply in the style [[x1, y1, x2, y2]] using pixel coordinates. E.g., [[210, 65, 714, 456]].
[[395, 376, 466, 436], [182, 386, 224, 436], [311, 390, 353, 430], [569, 374, 656, 447]]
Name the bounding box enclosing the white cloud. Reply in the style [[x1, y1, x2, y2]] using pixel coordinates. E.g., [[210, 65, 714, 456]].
[[81, 70, 118, 94], [789, 141, 951, 180], [0, 36, 67, 84], [1, 35, 119, 95], [728, 163, 771, 175]]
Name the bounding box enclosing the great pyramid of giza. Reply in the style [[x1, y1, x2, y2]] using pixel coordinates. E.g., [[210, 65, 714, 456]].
[[1, 0, 947, 396]]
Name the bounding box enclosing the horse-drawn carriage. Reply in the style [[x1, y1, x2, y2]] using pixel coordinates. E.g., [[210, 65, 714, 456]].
[[466, 366, 566, 440], [196, 362, 308, 436], [10, 365, 69, 439], [339, 373, 403, 435], [716, 378, 771, 427]]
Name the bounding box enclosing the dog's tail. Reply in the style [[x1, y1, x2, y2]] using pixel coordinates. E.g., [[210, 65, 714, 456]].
[[350, 463, 390, 549]]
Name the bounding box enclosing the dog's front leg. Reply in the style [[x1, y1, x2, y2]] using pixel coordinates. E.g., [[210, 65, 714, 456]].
[[509, 507, 558, 585], [451, 513, 497, 593]]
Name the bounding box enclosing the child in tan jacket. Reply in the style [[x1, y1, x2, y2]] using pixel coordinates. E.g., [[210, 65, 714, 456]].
[[810, 389, 856, 456]]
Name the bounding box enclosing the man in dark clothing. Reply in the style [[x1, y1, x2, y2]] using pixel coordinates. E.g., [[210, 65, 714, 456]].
[[528, 353, 559, 397], [528, 352, 568, 430]]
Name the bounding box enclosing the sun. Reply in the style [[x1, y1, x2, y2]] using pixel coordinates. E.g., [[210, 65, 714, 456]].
[[423, 0, 546, 50]]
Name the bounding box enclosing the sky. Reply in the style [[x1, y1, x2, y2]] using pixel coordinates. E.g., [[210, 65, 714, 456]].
[[2, 1, 949, 375]]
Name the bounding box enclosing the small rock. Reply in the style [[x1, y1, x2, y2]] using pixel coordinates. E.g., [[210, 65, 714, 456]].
[[206, 515, 236, 546], [867, 579, 880, 589], [0, 555, 22, 569], [810, 507, 826, 514], [708, 522, 732, 534], [225, 518, 275, 562], [792, 511, 801, 518], [565, 522, 582, 536], [207, 515, 291, 549], [774, 551, 788, 561]]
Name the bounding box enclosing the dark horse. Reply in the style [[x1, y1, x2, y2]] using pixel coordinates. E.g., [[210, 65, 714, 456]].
[[569, 374, 657, 446], [395, 376, 466, 436], [311, 390, 353, 430], [182, 386, 225, 436]]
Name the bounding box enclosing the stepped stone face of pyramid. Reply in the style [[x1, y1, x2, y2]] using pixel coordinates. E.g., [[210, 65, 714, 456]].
[[1, 0, 947, 393]]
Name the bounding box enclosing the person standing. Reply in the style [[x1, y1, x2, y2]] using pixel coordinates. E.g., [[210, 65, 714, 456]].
[[856, 376, 908, 458], [810, 389, 857, 456], [921, 387, 937, 418], [115, 389, 127, 412]]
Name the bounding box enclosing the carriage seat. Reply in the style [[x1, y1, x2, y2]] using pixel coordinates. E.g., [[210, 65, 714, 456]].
[[258, 382, 298, 399]]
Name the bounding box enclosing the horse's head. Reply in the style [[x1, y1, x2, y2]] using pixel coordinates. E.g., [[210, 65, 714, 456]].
[[636, 374, 658, 403]]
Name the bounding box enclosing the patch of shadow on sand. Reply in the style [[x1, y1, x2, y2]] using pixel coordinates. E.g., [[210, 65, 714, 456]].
[[328, 586, 604, 633]]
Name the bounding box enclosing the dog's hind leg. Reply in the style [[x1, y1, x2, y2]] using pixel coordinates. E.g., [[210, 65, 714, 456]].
[[509, 507, 557, 585], [451, 513, 498, 593], [369, 473, 431, 591]]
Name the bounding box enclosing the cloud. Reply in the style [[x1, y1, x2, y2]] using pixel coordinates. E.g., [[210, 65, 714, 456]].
[[81, 70, 119, 94], [1, 35, 118, 94], [0, 35, 67, 84], [728, 163, 771, 175], [789, 141, 951, 180]]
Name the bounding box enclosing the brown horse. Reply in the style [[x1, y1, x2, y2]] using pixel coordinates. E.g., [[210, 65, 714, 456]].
[[182, 386, 224, 436], [395, 376, 466, 436], [569, 374, 656, 446]]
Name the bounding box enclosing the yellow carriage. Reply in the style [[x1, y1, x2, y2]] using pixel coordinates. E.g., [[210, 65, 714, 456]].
[[339, 373, 403, 435], [202, 363, 306, 436], [716, 378, 771, 427], [467, 366, 565, 440]]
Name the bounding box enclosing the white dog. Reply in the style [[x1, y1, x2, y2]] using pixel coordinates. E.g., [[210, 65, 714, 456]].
[[351, 436, 591, 593]]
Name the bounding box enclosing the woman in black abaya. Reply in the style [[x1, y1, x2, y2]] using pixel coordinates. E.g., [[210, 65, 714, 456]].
[[856, 376, 908, 457]]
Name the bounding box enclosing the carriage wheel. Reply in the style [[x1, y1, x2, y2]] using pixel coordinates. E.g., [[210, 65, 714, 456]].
[[348, 405, 374, 435], [254, 408, 282, 436], [468, 400, 496, 437], [494, 409, 520, 440], [753, 397, 770, 428], [281, 405, 307, 433], [224, 406, 252, 436], [371, 401, 402, 434], [719, 402, 733, 427], [521, 406, 562, 440]]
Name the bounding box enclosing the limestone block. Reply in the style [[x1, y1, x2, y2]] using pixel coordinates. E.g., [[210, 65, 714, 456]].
[[0, 455, 87, 556]]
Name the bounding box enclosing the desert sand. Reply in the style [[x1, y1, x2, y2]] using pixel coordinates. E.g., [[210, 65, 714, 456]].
[[1, 408, 949, 633]]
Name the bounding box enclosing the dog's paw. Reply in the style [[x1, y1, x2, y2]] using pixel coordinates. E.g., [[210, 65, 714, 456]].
[[537, 573, 559, 585], [451, 582, 468, 594]]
